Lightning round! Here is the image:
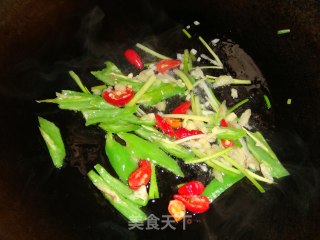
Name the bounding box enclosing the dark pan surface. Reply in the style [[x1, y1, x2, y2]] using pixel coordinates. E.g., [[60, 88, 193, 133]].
[[1, 0, 320, 239]]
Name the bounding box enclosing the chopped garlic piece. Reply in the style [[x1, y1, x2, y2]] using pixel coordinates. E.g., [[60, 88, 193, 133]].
[[238, 109, 251, 127], [231, 88, 238, 99], [213, 75, 234, 88]]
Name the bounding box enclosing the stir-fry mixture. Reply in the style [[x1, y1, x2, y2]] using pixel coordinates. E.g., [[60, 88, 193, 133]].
[[37, 31, 289, 223]]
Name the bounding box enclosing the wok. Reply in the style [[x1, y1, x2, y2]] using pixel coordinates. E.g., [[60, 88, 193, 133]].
[[0, 0, 319, 239]]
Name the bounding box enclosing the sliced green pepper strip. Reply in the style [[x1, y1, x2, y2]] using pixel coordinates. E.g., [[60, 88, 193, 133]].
[[135, 127, 194, 160], [202, 174, 245, 202], [38, 117, 66, 169], [215, 127, 246, 140], [246, 136, 289, 178], [148, 162, 159, 199], [94, 164, 148, 206], [88, 170, 147, 222], [105, 133, 138, 182], [100, 122, 140, 133], [118, 133, 184, 177], [138, 83, 186, 106], [81, 106, 138, 126], [91, 61, 143, 91]]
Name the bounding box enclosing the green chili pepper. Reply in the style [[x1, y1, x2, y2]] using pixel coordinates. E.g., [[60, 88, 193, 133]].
[[118, 133, 184, 177], [105, 133, 138, 182], [88, 170, 147, 222], [202, 174, 245, 202], [39, 91, 116, 111], [215, 127, 246, 140], [82, 106, 138, 126], [38, 117, 66, 169], [246, 136, 289, 178], [138, 83, 186, 106], [94, 164, 148, 206], [91, 61, 143, 91], [100, 122, 140, 133], [134, 127, 194, 160], [148, 162, 159, 199]]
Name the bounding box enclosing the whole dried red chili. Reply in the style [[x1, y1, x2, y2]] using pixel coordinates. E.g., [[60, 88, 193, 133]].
[[175, 127, 203, 139], [178, 181, 205, 195], [171, 101, 191, 114], [155, 114, 175, 137], [173, 194, 210, 213], [124, 49, 143, 69], [156, 59, 181, 73], [128, 160, 151, 190], [103, 87, 134, 106]]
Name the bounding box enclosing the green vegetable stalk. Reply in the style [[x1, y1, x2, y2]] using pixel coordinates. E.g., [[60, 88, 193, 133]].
[[118, 133, 184, 177], [105, 133, 138, 182], [202, 174, 245, 202], [38, 117, 66, 169], [246, 134, 289, 178], [94, 164, 148, 206], [88, 170, 147, 222], [134, 127, 194, 160]]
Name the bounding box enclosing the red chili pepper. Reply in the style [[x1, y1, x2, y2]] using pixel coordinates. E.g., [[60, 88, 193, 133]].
[[221, 139, 235, 148], [219, 119, 235, 148], [128, 160, 151, 190], [124, 49, 143, 69], [178, 181, 205, 195], [155, 114, 175, 136], [168, 200, 186, 222], [220, 119, 228, 127], [175, 127, 203, 139], [171, 101, 191, 114], [156, 59, 181, 73], [173, 194, 210, 213], [103, 87, 134, 106]]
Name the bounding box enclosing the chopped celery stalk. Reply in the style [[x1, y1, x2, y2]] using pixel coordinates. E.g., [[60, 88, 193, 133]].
[[198, 36, 223, 67], [183, 49, 190, 74], [264, 95, 271, 109], [199, 81, 220, 112], [88, 170, 147, 222], [182, 29, 192, 38], [203, 174, 245, 202], [193, 66, 223, 70], [194, 95, 202, 116], [222, 155, 265, 193], [163, 114, 213, 123], [185, 147, 233, 164], [149, 162, 160, 199], [38, 117, 66, 169], [68, 71, 91, 94], [226, 98, 249, 114], [205, 161, 240, 177], [126, 75, 157, 107], [173, 69, 193, 90], [277, 29, 290, 35], [136, 43, 171, 60]]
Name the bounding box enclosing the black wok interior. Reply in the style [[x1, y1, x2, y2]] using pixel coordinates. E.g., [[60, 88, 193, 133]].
[[1, 0, 320, 239]]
